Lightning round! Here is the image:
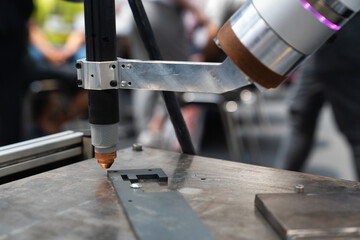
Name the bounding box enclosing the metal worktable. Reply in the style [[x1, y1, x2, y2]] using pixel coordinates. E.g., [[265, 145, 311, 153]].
[[1, 147, 359, 239]]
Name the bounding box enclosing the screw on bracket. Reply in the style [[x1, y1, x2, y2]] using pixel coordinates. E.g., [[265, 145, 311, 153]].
[[110, 80, 118, 87], [75, 63, 82, 69]]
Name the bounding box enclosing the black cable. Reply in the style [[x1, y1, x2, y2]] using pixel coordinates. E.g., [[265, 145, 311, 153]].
[[128, 0, 195, 155]]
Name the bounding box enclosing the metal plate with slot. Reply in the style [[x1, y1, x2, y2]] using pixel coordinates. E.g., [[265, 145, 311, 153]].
[[108, 169, 214, 240]]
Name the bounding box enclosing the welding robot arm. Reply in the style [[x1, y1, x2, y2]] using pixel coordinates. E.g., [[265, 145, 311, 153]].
[[77, 0, 360, 168]]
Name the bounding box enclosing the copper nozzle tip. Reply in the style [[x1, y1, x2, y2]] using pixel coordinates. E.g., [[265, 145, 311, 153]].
[[95, 152, 116, 169], [98, 162, 114, 169]]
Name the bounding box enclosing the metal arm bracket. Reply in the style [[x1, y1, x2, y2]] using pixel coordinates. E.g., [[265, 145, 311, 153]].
[[76, 57, 253, 94]]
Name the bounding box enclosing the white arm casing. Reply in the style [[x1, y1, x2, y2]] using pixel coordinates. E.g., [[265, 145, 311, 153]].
[[217, 0, 360, 88], [253, 0, 336, 55]]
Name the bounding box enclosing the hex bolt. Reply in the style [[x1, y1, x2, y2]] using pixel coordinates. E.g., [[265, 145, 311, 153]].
[[75, 63, 82, 69], [132, 143, 143, 152], [295, 184, 305, 193], [110, 80, 118, 87], [76, 80, 83, 86]]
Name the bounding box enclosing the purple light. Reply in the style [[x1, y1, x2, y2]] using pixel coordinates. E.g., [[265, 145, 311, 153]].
[[299, 0, 341, 31], [304, 2, 311, 10]]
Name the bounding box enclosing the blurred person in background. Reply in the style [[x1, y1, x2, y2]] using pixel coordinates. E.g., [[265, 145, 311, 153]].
[[29, 0, 85, 65], [0, 0, 88, 147], [276, 14, 360, 179], [26, 0, 88, 137], [0, 0, 34, 146]]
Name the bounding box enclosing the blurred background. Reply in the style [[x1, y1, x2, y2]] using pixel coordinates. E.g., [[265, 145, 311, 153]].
[[1, 0, 358, 181]]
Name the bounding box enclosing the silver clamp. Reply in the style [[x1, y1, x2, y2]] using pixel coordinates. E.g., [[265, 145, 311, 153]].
[[76, 59, 119, 90], [76, 57, 254, 94]]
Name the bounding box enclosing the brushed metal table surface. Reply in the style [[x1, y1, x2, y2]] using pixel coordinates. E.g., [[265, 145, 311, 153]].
[[1, 147, 360, 240]]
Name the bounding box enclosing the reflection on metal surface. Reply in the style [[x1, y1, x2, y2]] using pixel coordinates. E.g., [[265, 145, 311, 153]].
[[78, 57, 251, 93], [324, 0, 354, 17], [300, 0, 344, 29], [306, 0, 353, 25], [169, 154, 194, 191], [256, 192, 360, 239], [130, 183, 142, 189], [108, 169, 214, 240], [230, 1, 306, 76]]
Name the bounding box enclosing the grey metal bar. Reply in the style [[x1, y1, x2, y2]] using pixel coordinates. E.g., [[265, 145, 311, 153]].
[[0, 131, 83, 164], [0, 147, 82, 178], [0, 131, 84, 177], [0, 131, 77, 151]]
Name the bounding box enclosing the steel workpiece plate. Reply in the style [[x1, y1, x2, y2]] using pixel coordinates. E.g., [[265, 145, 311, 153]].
[[256, 192, 360, 240], [0, 147, 360, 239]]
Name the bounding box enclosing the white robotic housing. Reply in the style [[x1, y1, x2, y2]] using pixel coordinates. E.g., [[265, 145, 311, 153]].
[[218, 0, 360, 88]]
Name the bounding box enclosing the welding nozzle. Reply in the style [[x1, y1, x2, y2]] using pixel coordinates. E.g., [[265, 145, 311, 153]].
[[95, 152, 116, 169]]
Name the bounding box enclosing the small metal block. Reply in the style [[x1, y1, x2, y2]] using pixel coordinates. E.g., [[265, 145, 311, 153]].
[[295, 184, 305, 193], [110, 80, 118, 87], [132, 143, 143, 152], [130, 183, 142, 189]]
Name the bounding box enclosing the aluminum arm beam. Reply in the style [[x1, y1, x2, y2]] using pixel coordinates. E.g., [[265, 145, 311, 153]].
[[77, 57, 252, 94]]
